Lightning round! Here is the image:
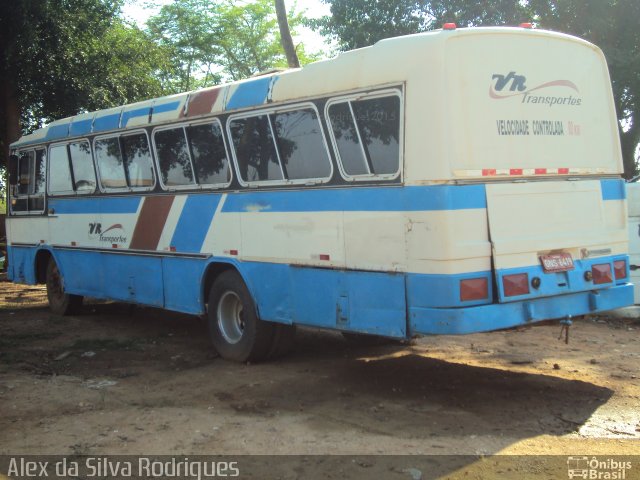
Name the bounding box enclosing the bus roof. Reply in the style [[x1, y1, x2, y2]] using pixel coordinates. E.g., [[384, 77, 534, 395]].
[[11, 27, 598, 149]]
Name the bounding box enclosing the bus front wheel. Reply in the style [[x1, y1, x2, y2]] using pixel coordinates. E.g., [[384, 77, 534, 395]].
[[45, 258, 83, 315], [208, 271, 274, 363]]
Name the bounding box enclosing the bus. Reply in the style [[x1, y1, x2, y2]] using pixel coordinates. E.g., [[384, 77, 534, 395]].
[[5, 25, 633, 362]]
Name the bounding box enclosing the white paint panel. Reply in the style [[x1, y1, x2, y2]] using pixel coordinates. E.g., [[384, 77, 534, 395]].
[[6, 218, 49, 245], [343, 212, 406, 271], [405, 209, 491, 275], [486, 181, 627, 268], [237, 211, 345, 268], [156, 196, 187, 251], [444, 33, 621, 176]]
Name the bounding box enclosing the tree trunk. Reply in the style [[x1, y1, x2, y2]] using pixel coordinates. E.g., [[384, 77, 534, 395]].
[[1, 75, 21, 170], [275, 0, 300, 69]]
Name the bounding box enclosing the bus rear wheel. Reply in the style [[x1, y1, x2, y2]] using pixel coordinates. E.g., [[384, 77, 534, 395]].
[[45, 258, 82, 315], [208, 271, 274, 363]]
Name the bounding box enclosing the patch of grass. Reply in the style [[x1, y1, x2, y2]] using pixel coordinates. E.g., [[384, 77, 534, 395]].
[[69, 338, 141, 351]]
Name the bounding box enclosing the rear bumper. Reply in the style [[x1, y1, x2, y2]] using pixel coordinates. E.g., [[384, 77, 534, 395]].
[[409, 283, 634, 335]]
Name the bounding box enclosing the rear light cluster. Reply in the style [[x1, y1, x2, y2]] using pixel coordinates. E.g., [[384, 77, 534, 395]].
[[503, 273, 529, 297], [585, 260, 627, 284], [460, 278, 488, 302], [613, 260, 627, 280]]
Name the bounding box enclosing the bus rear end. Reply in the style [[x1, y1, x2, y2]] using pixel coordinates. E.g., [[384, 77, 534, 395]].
[[407, 28, 633, 335]]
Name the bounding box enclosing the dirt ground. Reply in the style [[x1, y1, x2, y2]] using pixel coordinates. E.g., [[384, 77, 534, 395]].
[[0, 279, 639, 477]]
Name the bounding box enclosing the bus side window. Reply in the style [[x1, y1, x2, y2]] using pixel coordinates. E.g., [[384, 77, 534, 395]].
[[34, 149, 46, 195], [122, 133, 154, 188], [154, 127, 196, 187], [230, 116, 282, 183], [48, 145, 74, 194], [186, 122, 230, 186], [272, 108, 331, 180], [17, 151, 35, 195], [95, 137, 127, 189], [328, 92, 401, 179], [68, 141, 96, 192]]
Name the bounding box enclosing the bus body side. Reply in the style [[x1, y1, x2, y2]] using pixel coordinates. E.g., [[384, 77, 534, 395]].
[[6, 27, 633, 346]]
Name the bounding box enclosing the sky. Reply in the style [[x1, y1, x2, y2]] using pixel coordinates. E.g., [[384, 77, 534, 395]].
[[120, 0, 334, 55]]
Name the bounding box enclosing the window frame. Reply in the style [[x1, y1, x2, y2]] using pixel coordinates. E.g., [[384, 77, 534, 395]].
[[151, 117, 233, 191], [93, 129, 156, 193], [325, 88, 404, 182], [10, 147, 47, 215], [47, 139, 97, 196], [227, 102, 334, 188]]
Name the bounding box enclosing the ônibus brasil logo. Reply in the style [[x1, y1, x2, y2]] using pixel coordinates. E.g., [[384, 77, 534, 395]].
[[490, 71, 582, 107], [88, 222, 127, 243]]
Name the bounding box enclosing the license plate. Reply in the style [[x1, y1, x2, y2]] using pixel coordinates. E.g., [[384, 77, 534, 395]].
[[540, 253, 574, 272]]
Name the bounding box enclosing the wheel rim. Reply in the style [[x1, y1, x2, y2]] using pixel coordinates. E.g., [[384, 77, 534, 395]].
[[217, 291, 245, 344]]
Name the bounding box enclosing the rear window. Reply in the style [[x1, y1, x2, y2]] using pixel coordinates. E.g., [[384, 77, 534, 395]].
[[327, 91, 401, 180]]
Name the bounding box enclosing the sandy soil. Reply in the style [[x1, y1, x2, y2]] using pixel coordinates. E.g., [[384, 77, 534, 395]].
[[0, 279, 638, 477]]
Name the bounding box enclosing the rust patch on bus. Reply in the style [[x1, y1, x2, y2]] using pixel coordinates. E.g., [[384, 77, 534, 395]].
[[129, 196, 175, 250], [183, 87, 222, 118]]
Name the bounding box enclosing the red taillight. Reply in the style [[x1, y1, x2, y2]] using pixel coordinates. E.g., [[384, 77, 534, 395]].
[[460, 278, 488, 301], [614, 260, 627, 280], [503, 273, 529, 297], [592, 263, 613, 284], [443, 23, 457, 30]]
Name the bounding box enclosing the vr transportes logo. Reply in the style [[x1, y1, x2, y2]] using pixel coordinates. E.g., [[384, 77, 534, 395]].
[[490, 71, 582, 107]]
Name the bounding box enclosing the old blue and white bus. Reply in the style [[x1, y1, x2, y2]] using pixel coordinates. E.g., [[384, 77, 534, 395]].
[[6, 26, 633, 361]]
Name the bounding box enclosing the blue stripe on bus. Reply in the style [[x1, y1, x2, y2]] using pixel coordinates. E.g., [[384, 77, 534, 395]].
[[226, 77, 275, 111], [121, 107, 151, 126], [45, 124, 70, 141], [49, 197, 141, 214], [93, 113, 122, 132], [601, 179, 626, 200], [69, 119, 93, 136], [170, 195, 221, 252], [222, 185, 487, 213], [152, 101, 182, 114]]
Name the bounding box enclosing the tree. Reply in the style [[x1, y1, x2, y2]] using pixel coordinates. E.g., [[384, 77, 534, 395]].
[[275, 0, 301, 68], [0, 0, 169, 174], [315, 0, 640, 176], [147, 0, 318, 85]]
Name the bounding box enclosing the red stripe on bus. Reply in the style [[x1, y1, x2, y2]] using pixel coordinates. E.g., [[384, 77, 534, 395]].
[[535, 168, 547, 174], [558, 168, 569, 174], [183, 87, 222, 118], [482, 169, 496, 176], [129, 196, 175, 250], [510, 168, 523, 175]]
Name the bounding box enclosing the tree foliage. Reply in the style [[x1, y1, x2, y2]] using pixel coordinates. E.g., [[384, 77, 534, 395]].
[[0, 0, 169, 170], [147, 0, 319, 86], [316, 0, 640, 176]]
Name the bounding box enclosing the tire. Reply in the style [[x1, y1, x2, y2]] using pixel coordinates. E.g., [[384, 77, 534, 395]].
[[342, 332, 403, 348], [266, 323, 296, 360], [208, 271, 274, 363], [46, 257, 83, 315]]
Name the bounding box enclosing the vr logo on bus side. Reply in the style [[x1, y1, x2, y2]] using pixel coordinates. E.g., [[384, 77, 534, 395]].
[[492, 71, 527, 92], [89, 222, 102, 235]]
